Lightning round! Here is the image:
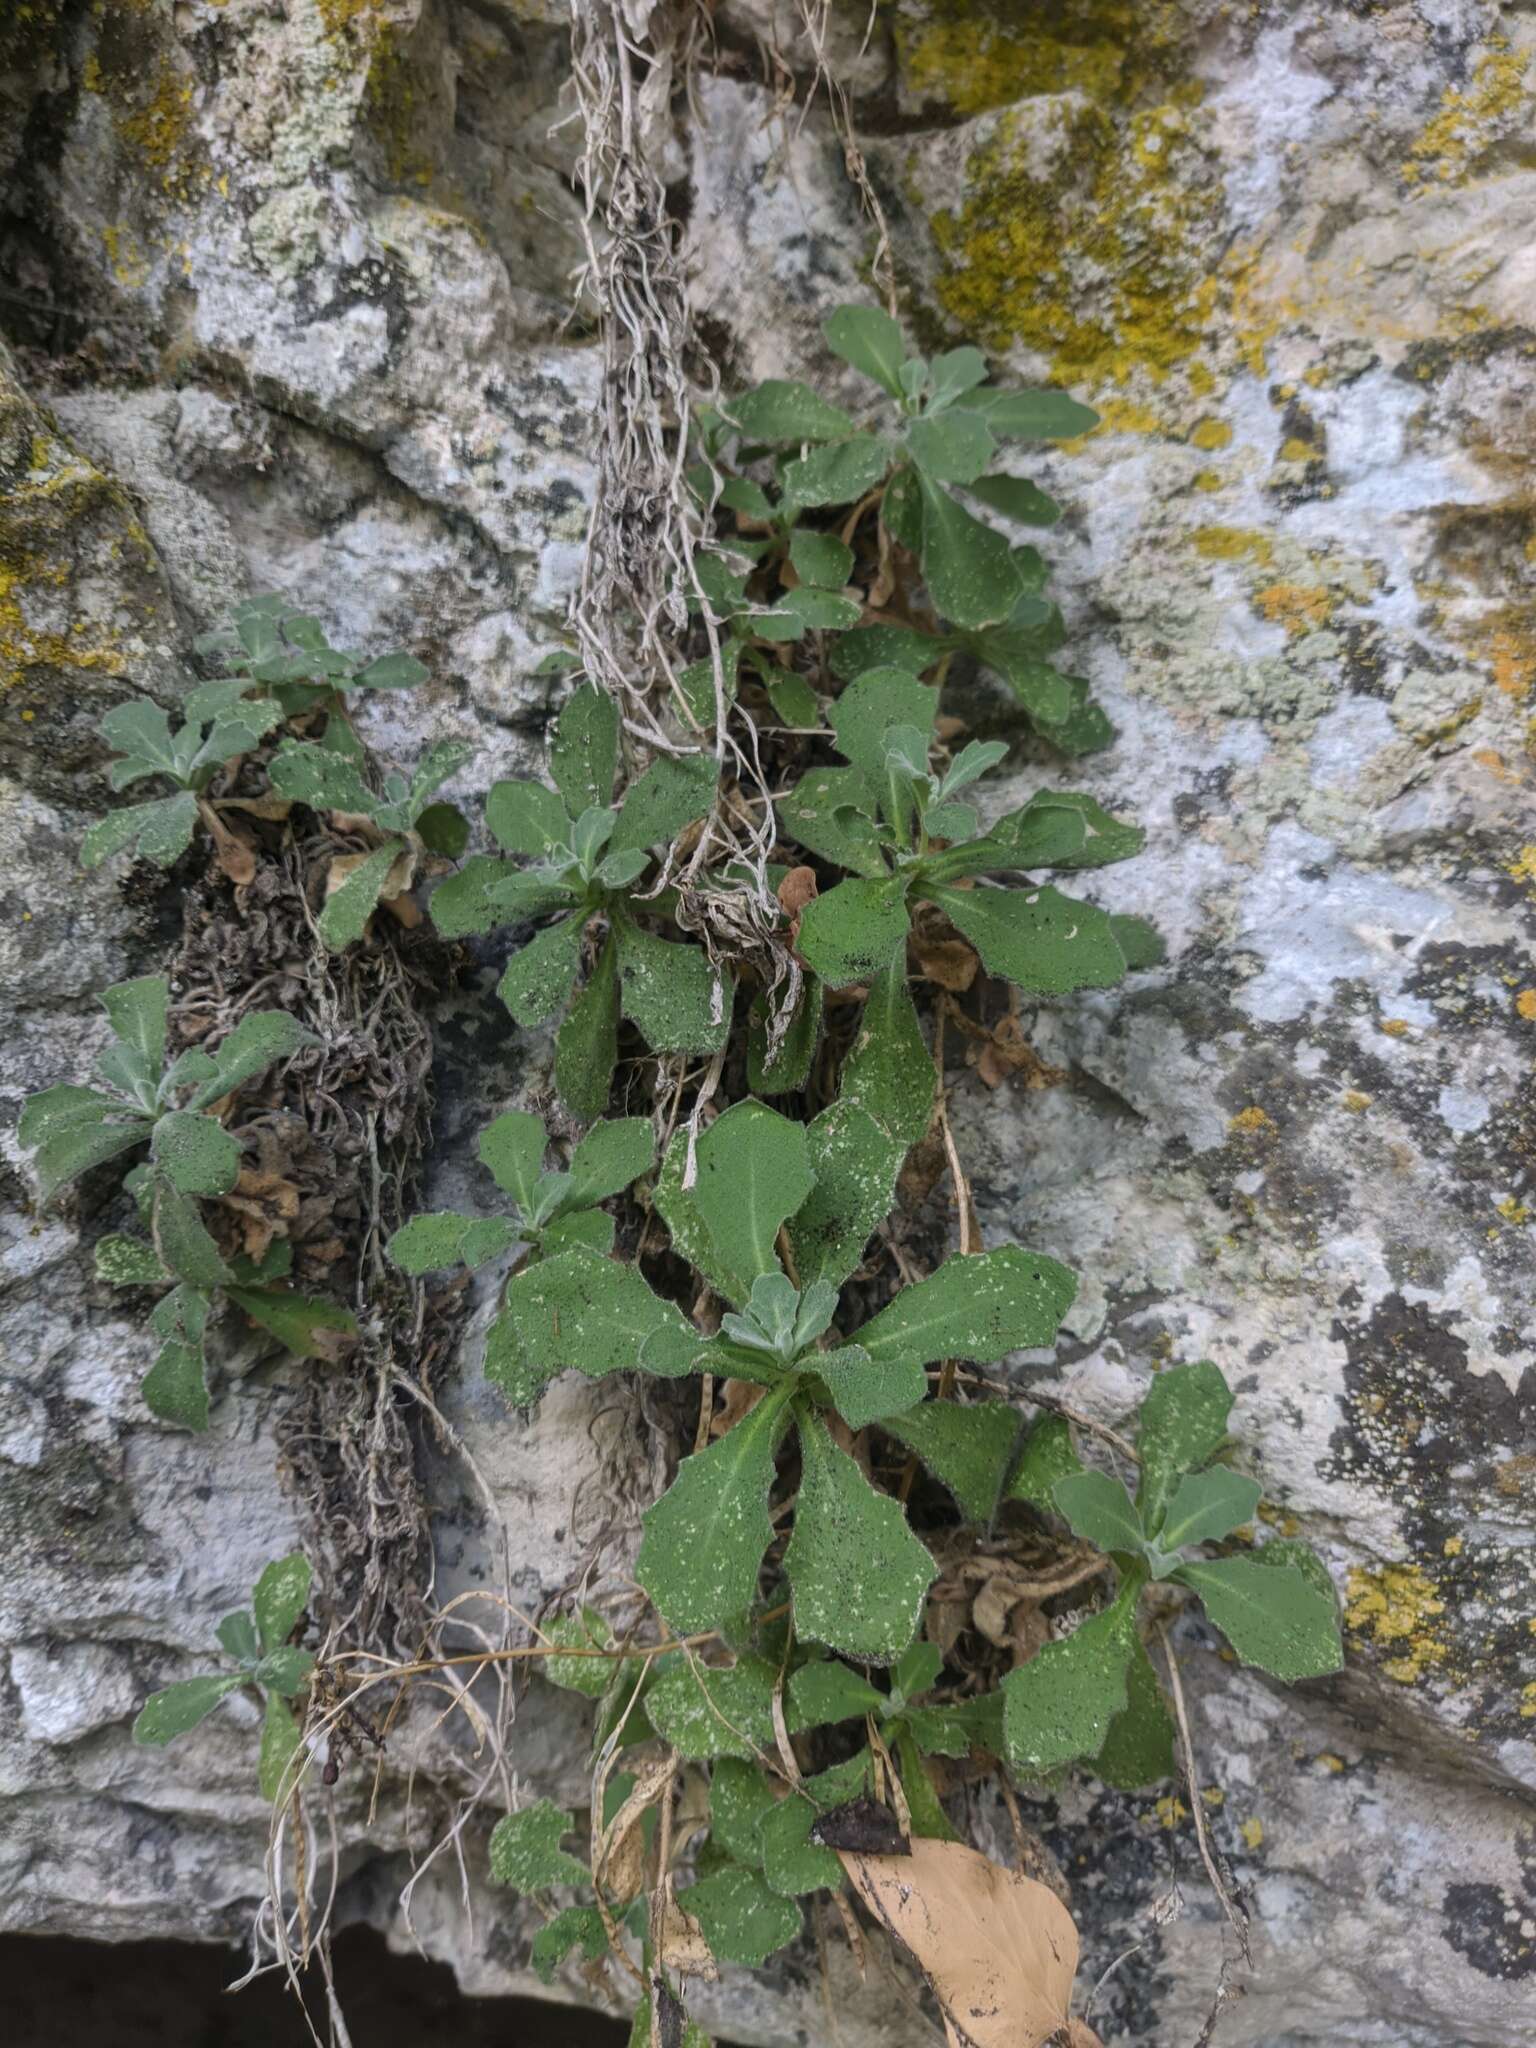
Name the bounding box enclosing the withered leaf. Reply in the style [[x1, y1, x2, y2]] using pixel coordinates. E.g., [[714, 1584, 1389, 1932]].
[[809, 1796, 911, 1858], [836, 1836, 1095, 2048]]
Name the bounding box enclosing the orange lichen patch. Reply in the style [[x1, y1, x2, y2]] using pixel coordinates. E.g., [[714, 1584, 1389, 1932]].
[[1484, 621, 1535, 700], [1515, 989, 1536, 1020], [1379, 1018, 1411, 1037], [1228, 1106, 1275, 1135], [1315, 1752, 1347, 1774], [1256, 581, 1333, 636], [1344, 1565, 1450, 1685]]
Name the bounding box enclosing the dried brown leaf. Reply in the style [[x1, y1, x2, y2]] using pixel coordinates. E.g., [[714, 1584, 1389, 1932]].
[[837, 1836, 1084, 2048], [659, 1896, 718, 1982]]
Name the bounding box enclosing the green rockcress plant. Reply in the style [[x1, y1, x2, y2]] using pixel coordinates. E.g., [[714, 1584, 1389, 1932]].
[[19, 975, 353, 1429], [133, 1552, 315, 1801]]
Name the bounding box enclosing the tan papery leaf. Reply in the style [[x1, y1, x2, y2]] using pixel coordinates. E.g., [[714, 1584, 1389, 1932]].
[[837, 1835, 1083, 2048]]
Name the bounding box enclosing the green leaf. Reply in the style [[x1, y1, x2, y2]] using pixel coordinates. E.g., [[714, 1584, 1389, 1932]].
[[151, 1110, 241, 1196], [1135, 1361, 1234, 1537], [839, 964, 931, 1147], [556, 929, 619, 1119], [854, 1246, 1077, 1372], [1094, 1633, 1175, 1790], [906, 410, 996, 485], [152, 1177, 229, 1290], [317, 840, 406, 951], [762, 670, 821, 729], [1110, 913, 1164, 969], [915, 474, 1020, 629], [486, 778, 570, 856], [968, 387, 1098, 439], [708, 1758, 779, 1867], [747, 977, 823, 1096], [181, 1009, 315, 1111], [226, 1284, 358, 1357], [133, 1673, 245, 1745], [218, 1610, 260, 1665], [779, 434, 892, 510], [927, 346, 989, 410], [498, 912, 586, 1028], [269, 741, 376, 815], [352, 649, 428, 690], [652, 1127, 756, 1308], [415, 802, 469, 858], [789, 530, 854, 589], [926, 882, 1128, 996], [812, 1344, 926, 1431], [542, 1608, 618, 1698], [786, 1099, 905, 1292], [1175, 1550, 1342, 1681], [498, 1246, 693, 1387], [731, 379, 855, 442], [609, 753, 717, 858], [564, 1117, 655, 1209], [484, 1305, 559, 1409], [1051, 1471, 1147, 1554], [829, 625, 946, 680], [636, 1385, 795, 1634], [878, 1401, 1023, 1522], [1006, 1413, 1085, 1509], [757, 1751, 871, 1897], [645, 1654, 781, 1761], [142, 1338, 208, 1431], [82, 791, 202, 871], [95, 1233, 166, 1287], [689, 1099, 813, 1302], [679, 1864, 802, 1967], [985, 790, 1143, 873], [893, 1723, 958, 1840], [796, 873, 911, 989], [489, 1800, 590, 1892], [784, 1411, 935, 1663], [1156, 1468, 1262, 1557], [476, 1110, 548, 1209], [615, 921, 730, 1055], [550, 683, 619, 817], [385, 1211, 511, 1274], [29, 1106, 150, 1203], [429, 857, 571, 937], [252, 1553, 311, 1655], [777, 766, 886, 878], [531, 1907, 608, 1984], [257, 1691, 304, 1802], [1002, 1597, 1138, 1775], [963, 474, 1061, 527], [829, 665, 939, 790], [103, 975, 169, 1071], [824, 305, 907, 398], [787, 1660, 883, 1730], [253, 1644, 314, 1697]]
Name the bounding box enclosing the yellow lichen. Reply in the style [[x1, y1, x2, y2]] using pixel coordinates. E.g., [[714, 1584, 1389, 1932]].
[[1484, 620, 1535, 700], [895, 0, 1189, 119], [1278, 436, 1316, 464], [1190, 417, 1231, 451], [1192, 468, 1223, 493], [1508, 844, 1536, 891], [1379, 1018, 1411, 1037], [1229, 1105, 1275, 1135], [1340, 1090, 1372, 1113], [1515, 989, 1536, 1021], [1344, 1565, 1450, 1685], [1315, 1752, 1347, 1773], [1443, 1536, 1464, 1558], [1192, 525, 1273, 566], [1152, 1794, 1189, 1830], [1521, 1682, 1536, 1720], [1239, 1817, 1264, 1850], [1403, 45, 1531, 188]]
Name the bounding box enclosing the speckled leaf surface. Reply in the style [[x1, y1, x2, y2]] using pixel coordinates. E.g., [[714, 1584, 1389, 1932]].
[[784, 1411, 935, 1664], [853, 1246, 1076, 1371]]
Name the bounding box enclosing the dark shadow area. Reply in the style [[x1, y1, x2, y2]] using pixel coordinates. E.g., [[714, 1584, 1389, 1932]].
[[4, 1924, 637, 2046]]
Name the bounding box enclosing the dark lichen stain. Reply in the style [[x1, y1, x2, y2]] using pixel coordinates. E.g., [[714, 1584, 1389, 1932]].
[[1444, 1831, 1536, 1980]]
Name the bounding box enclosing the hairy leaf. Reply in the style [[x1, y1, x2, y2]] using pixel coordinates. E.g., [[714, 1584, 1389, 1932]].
[[151, 1110, 241, 1196], [708, 1758, 779, 1868], [854, 1246, 1076, 1372], [838, 964, 931, 1147], [1135, 1361, 1233, 1537], [1002, 1598, 1137, 1775], [1007, 1413, 1086, 1509], [789, 529, 854, 590], [758, 1752, 871, 1897], [812, 1345, 926, 1431], [1175, 1550, 1342, 1681], [550, 682, 619, 817], [542, 1609, 618, 1699], [779, 434, 892, 510], [906, 410, 996, 485], [690, 1099, 813, 1302], [616, 921, 730, 1055], [829, 666, 939, 791], [489, 1800, 590, 1892], [152, 1178, 229, 1291], [747, 977, 823, 1096], [1094, 1633, 1175, 1790], [730, 379, 855, 442], [796, 873, 911, 989], [879, 1401, 1024, 1523], [916, 474, 1020, 629], [181, 1009, 314, 1112], [141, 1337, 209, 1432], [531, 1907, 608, 1985], [788, 1660, 884, 1730], [498, 913, 586, 1028], [486, 777, 570, 857], [82, 791, 202, 871], [679, 1865, 802, 1967], [1051, 1471, 1146, 1555], [646, 1654, 781, 1761], [133, 1673, 244, 1746], [636, 1385, 795, 1634], [609, 753, 717, 858], [257, 1691, 304, 1802], [564, 1117, 655, 1209], [785, 1411, 935, 1664], [968, 387, 1098, 439], [1156, 1467, 1262, 1557], [777, 766, 886, 878], [253, 1554, 311, 1656], [497, 1247, 693, 1387], [227, 1284, 358, 1356], [318, 840, 405, 950], [963, 474, 1061, 527], [786, 1099, 906, 1292], [556, 929, 619, 1119], [474, 1110, 547, 1210]]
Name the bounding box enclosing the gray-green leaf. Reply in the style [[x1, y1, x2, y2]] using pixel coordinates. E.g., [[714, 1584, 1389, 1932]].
[[824, 305, 906, 398], [556, 929, 619, 1119], [1002, 1597, 1137, 1775], [1174, 1548, 1342, 1681], [915, 472, 1021, 629], [1136, 1361, 1234, 1536], [489, 1800, 590, 1892], [795, 873, 911, 989], [550, 682, 619, 818], [615, 921, 730, 1054], [679, 1865, 802, 1967], [1051, 1470, 1147, 1554], [878, 1401, 1023, 1522], [253, 1552, 311, 1655], [730, 379, 855, 443], [689, 1099, 813, 1302], [853, 1246, 1077, 1372], [499, 913, 586, 1028], [1156, 1467, 1262, 1557], [133, 1673, 244, 1746], [318, 840, 406, 951], [812, 1344, 926, 1431], [838, 964, 931, 1147]]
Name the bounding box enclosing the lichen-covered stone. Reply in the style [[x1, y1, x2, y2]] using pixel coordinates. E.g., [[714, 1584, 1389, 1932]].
[[1, 1, 1534, 2044]]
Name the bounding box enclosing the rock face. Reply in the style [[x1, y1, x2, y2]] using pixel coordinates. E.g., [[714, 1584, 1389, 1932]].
[[2, 3, 1533, 2044]]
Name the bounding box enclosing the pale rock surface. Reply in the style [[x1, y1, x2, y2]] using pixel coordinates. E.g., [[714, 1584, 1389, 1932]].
[[1, 2, 1533, 2043]]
